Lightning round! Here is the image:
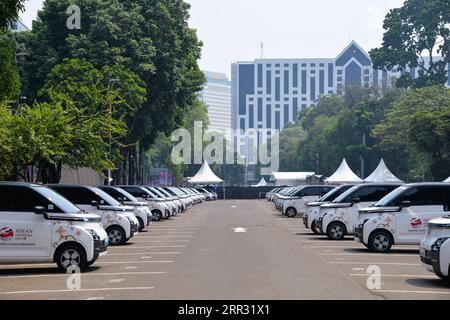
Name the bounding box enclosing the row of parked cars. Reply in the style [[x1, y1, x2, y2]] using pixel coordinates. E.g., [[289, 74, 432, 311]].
[[0, 182, 217, 272], [266, 183, 450, 282]]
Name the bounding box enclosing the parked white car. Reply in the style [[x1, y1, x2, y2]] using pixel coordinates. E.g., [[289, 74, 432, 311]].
[[317, 184, 402, 240], [147, 187, 178, 216], [118, 186, 170, 220], [97, 186, 152, 231], [282, 186, 335, 218], [49, 185, 139, 246], [303, 184, 355, 234], [420, 215, 450, 281], [355, 183, 450, 252], [0, 183, 108, 272]]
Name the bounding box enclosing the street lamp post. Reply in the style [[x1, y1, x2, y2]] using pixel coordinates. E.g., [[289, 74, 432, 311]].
[[107, 78, 120, 186]]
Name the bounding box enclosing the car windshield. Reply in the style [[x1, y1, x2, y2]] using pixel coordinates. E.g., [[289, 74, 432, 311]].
[[157, 188, 174, 197], [332, 186, 359, 203], [149, 187, 167, 198], [319, 185, 353, 202], [373, 186, 408, 207], [90, 187, 122, 206], [101, 187, 139, 203], [34, 186, 81, 214]]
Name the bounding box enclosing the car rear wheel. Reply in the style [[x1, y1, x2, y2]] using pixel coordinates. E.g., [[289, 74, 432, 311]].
[[286, 207, 297, 218], [327, 222, 347, 240], [137, 217, 145, 231], [368, 230, 393, 253], [55, 244, 87, 272], [107, 226, 126, 246], [311, 221, 320, 235]]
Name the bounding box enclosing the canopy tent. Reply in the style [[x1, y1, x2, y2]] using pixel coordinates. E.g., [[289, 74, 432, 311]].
[[252, 177, 268, 187], [325, 159, 363, 185], [364, 159, 403, 183], [270, 172, 315, 186], [444, 176, 450, 183], [188, 160, 224, 184]]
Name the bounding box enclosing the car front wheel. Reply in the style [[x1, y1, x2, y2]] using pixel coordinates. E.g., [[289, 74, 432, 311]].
[[107, 226, 127, 246], [55, 244, 87, 272], [368, 230, 393, 253], [286, 207, 297, 218], [327, 222, 347, 240]]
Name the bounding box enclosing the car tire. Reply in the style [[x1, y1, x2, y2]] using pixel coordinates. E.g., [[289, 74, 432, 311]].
[[137, 217, 145, 231], [106, 226, 127, 246], [152, 210, 162, 221], [326, 222, 347, 240], [286, 207, 297, 218], [55, 243, 87, 273], [311, 221, 320, 235], [368, 230, 393, 253]]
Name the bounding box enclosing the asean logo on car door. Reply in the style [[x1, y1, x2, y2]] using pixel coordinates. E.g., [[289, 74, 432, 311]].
[[0, 227, 14, 241], [410, 218, 423, 229]]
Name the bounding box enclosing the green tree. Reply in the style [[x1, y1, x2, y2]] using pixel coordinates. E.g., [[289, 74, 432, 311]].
[[0, 103, 13, 178], [0, 0, 26, 31], [370, 0, 450, 88], [373, 86, 450, 181], [0, 32, 20, 103]]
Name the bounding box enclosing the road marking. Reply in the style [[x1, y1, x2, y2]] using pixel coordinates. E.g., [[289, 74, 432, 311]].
[[352, 268, 366, 271], [373, 289, 450, 296], [0, 272, 166, 280], [349, 274, 438, 278], [231, 206, 237, 208], [310, 246, 371, 249], [132, 235, 193, 238], [330, 262, 421, 266], [96, 260, 174, 265], [109, 245, 186, 249], [233, 227, 248, 233], [130, 240, 191, 243], [124, 266, 138, 270], [319, 253, 417, 257], [0, 287, 155, 295], [86, 297, 104, 300], [109, 279, 125, 283], [108, 252, 181, 256]]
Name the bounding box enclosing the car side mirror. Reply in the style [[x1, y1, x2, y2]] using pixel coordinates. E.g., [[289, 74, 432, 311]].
[[34, 206, 46, 215], [351, 198, 361, 204], [91, 200, 99, 207], [401, 200, 412, 208]]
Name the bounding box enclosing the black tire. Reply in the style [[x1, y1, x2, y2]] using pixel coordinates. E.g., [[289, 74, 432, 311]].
[[311, 221, 320, 235], [326, 222, 347, 240], [152, 210, 162, 221], [286, 207, 297, 218], [55, 243, 87, 272], [107, 225, 127, 246], [368, 229, 393, 253], [137, 217, 145, 231], [87, 260, 96, 267]]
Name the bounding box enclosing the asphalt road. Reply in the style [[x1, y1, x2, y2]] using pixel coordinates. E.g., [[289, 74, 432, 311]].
[[0, 200, 449, 300]]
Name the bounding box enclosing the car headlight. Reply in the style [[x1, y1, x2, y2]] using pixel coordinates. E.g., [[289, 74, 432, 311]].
[[86, 229, 100, 241], [432, 237, 450, 251]]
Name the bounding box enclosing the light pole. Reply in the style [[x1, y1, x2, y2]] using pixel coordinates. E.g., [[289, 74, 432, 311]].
[[107, 78, 120, 185]]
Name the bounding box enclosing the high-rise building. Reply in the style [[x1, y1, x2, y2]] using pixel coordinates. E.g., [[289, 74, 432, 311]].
[[10, 20, 29, 32], [231, 41, 450, 159], [199, 71, 232, 141]]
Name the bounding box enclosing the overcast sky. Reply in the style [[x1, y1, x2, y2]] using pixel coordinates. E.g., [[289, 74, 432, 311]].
[[20, 0, 405, 78]]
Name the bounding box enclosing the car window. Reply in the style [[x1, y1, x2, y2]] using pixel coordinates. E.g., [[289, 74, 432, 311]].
[[319, 185, 353, 202], [351, 186, 399, 202], [392, 186, 450, 206], [49, 186, 99, 205], [99, 187, 138, 202], [0, 186, 64, 213]]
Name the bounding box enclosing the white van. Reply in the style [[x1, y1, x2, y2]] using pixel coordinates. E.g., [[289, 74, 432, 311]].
[[0, 183, 108, 272], [317, 184, 402, 240], [97, 186, 152, 231], [49, 185, 139, 246], [303, 185, 355, 234], [118, 186, 170, 220], [420, 215, 450, 281], [282, 186, 335, 218], [355, 183, 450, 252]]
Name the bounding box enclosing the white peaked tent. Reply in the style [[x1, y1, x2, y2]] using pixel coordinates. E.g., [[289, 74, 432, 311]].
[[188, 160, 224, 184], [444, 176, 450, 183], [325, 159, 363, 185], [364, 159, 403, 183], [253, 178, 268, 187]]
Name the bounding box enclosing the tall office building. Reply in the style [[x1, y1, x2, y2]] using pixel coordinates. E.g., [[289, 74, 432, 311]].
[[231, 41, 450, 159], [199, 71, 232, 141], [10, 20, 29, 32]]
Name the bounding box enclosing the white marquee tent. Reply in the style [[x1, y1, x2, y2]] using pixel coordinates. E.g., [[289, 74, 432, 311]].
[[364, 159, 403, 183], [253, 178, 268, 187], [188, 160, 223, 184], [325, 159, 363, 185], [444, 176, 450, 183], [270, 172, 315, 186]]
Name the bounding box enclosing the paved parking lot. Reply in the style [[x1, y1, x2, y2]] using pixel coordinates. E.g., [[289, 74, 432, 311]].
[[0, 200, 449, 300]]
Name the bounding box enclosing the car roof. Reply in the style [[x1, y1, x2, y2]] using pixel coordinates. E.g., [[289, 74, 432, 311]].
[[0, 182, 43, 187]]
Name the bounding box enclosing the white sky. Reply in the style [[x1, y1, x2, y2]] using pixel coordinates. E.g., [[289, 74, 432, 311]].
[[21, 0, 405, 78]]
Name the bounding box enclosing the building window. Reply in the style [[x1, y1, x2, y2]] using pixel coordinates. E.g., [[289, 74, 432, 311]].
[[301, 63, 307, 67], [275, 64, 280, 67], [319, 63, 325, 67], [310, 63, 316, 67], [337, 70, 343, 75], [337, 76, 342, 82]]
